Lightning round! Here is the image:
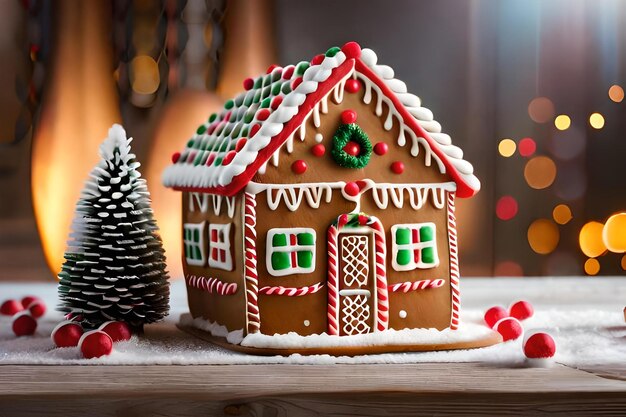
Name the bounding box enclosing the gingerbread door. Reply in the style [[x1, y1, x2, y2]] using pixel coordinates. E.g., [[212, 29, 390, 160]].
[[337, 231, 376, 335]]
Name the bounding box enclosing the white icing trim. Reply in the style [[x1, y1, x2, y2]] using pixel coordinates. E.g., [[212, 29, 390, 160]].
[[338, 289, 371, 297], [189, 192, 209, 213], [266, 227, 316, 277], [183, 222, 206, 267], [390, 223, 440, 271], [208, 223, 233, 271]]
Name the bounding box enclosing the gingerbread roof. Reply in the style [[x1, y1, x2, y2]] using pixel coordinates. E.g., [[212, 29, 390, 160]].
[[162, 42, 481, 198]]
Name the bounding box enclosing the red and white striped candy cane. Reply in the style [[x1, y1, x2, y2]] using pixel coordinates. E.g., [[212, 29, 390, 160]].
[[186, 274, 238, 295], [388, 278, 445, 293], [326, 225, 340, 335], [369, 216, 389, 332], [244, 192, 260, 334], [259, 282, 325, 296], [447, 191, 461, 330]]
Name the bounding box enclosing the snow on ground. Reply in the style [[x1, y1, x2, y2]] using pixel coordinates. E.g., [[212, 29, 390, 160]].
[[0, 278, 624, 366]]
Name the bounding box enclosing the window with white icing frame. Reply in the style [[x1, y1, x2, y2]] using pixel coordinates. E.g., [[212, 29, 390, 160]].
[[266, 228, 316, 277], [391, 223, 439, 271], [208, 223, 233, 271], [183, 222, 206, 267]]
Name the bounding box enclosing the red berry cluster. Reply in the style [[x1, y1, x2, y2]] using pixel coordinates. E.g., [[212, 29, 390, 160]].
[[1, 296, 46, 337], [483, 300, 556, 363], [52, 319, 133, 359]]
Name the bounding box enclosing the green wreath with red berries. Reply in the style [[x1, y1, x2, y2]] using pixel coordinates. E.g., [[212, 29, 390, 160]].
[[331, 123, 372, 169]]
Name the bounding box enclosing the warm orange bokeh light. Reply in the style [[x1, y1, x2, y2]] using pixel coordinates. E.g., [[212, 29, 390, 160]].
[[32, 2, 121, 277], [608, 84, 624, 103], [528, 97, 555, 123], [131, 55, 160, 94], [498, 139, 516, 157], [552, 204, 572, 225], [621, 255, 626, 271], [524, 156, 557, 189], [602, 213, 626, 253], [588, 112, 605, 129], [554, 115, 571, 130], [579, 221, 607, 258], [527, 219, 560, 255], [584, 258, 600, 276]]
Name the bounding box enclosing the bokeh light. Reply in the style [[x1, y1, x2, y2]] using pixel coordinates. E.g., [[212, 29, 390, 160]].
[[589, 113, 605, 129], [552, 204, 572, 225], [584, 258, 600, 276], [130, 55, 160, 95], [602, 213, 626, 253], [518, 137, 536, 157], [498, 138, 516, 157], [546, 251, 579, 275], [548, 126, 586, 161], [527, 219, 560, 255], [621, 255, 626, 271], [528, 97, 555, 123], [554, 115, 571, 131], [496, 195, 518, 220], [579, 221, 607, 258], [608, 84, 624, 103], [494, 261, 523, 277], [524, 156, 557, 189]]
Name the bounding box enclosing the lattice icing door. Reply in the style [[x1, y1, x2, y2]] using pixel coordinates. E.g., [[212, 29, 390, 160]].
[[337, 232, 375, 336]]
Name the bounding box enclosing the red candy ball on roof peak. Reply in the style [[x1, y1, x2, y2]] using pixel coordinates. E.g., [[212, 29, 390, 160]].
[[243, 77, 254, 91], [171, 152, 181, 163], [341, 41, 362, 59]]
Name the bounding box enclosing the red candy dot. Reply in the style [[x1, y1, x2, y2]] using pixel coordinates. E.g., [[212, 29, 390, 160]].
[[358, 215, 368, 225], [496, 196, 518, 221], [206, 153, 216, 166], [271, 96, 283, 110], [509, 300, 534, 321], [222, 150, 236, 166], [344, 182, 360, 197], [341, 41, 362, 59], [345, 79, 360, 93], [373, 142, 388, 155], [311, 54, 325, 65], [494, 317, 523, 341], [266, 64, 279, 74], [292, 77, 303, 90], [343, 141, 361, 156], [390, 161, 405, 174], [250, 124, 261, 138], [484, 306, 508, 328], [282, 66, 294, 79], [311, 144, 326, 157], [171, 152, 181, 163], [341, 109, 357, 124], [519, 137, 536, 157], [291, 160, 307, 174], [243, 77, 254, 90], [524, 332, 556, 359], [235, 138, 247, 152], [256, 108, 271, 121]]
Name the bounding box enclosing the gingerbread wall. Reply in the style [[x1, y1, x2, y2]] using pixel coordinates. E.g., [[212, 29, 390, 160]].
[[250, 76, 455, 335], [182, 192, 247, 332]]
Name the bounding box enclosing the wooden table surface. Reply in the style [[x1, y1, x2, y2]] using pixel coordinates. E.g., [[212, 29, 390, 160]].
[[1, 278, 625, 416]]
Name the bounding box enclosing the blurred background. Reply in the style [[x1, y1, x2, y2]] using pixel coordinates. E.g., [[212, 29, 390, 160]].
[[1, 0, 625, 281]]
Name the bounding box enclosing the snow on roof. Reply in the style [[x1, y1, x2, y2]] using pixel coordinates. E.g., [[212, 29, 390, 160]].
[[162, 42, 480, 198]]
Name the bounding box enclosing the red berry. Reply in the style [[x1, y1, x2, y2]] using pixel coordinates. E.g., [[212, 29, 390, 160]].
[[524, 332, 556, 359], [79, 330, 113, 359], [390, 161, 405, 174], [341, 41, 362, 59], [341, 109, 357, 124], [243, 77, 254, 90], [28, 301, 46, 319], [509, 300, 534, 321], [494, 317, 523, 341], [374, 142, 388, 155], [343, 141, 361, 156], [484, 306, 508, 328], [311, 54, 325, 65], [222, 150, 236, 166], [1, 299, 24, 316], [99, 321, 132, 343], [52, 321, 83, 348], [345, 79, 360, 93], [344, 182, 360, 197], [12, 312, 37, 336], [171, 152, 181, 163], [291, 160, 307, 174], [21, 296, 41, 309], [311, 144, 325, 157]]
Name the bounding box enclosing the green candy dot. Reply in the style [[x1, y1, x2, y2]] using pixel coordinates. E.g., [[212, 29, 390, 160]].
[[271, 82, 282, 96], [422, 247, 436, 264], [297, 251, 313, 268], [295, 61, 309, 76], [254, 77, 263, 89], [396, 228, 410, 245], [224, 99, 234, 109], [196, 125, 207, 134], [187, 139, 195, 148], [214, 157, 223, 166], [244, 94, 253, 107], [260, 97, 271, 108], [397, 249, 411, 266], [271, 252, 290, 270], [325, 46, 340, 57], [208, 113, 217, 123], [281, 82, 292, 95]]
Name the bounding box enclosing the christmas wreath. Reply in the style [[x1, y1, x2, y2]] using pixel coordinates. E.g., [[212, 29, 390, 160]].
[[331, 123, 372, 169]]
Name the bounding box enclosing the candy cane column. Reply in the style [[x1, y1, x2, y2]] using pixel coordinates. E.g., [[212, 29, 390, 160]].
[[243, 192, 261, 334]]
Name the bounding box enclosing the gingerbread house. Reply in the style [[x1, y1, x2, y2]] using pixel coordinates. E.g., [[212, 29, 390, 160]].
[[162, 42, 480, 341]]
